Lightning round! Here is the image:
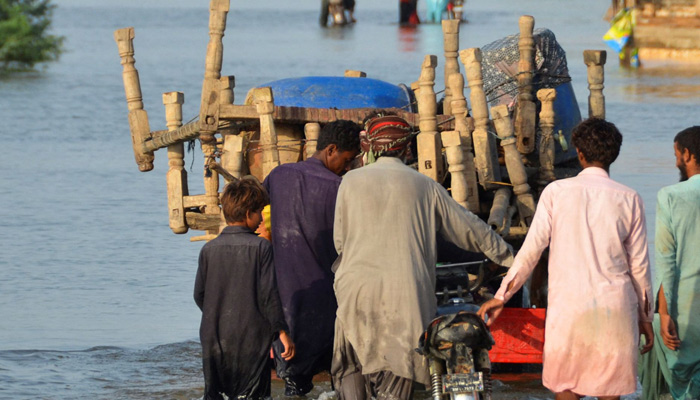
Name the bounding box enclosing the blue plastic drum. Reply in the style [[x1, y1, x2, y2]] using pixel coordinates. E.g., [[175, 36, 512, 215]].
[[256, 76, 414, 111]]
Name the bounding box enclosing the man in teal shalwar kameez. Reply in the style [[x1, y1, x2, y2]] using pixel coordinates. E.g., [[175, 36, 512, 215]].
[[643, 126, 700, 400]]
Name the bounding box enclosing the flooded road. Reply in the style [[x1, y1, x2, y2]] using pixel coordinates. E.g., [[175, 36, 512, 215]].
[[1, 0, 698, 398]]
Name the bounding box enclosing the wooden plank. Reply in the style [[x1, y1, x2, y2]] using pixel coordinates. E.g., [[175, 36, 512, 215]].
[[583, 50, 607, 119], [198, 0, 230, 139], [186, 211, 222, 232], [252, 87, 280, 179], [492, 105, 536, 226], [114, 27, 155, 172], [447, 72, 480, 213], [416, 55, 443, 182], [142, 107, 457, 154], [344, 70, 367, 77], [163, 91, 188, 234], [515, 15, 537, 155], [442, 130, 468, 208], [442, 19, 461, 115], [183, 194, 209, 209], [219, 105, 455, 127], [221, 134, 245, 179], [537, 89, 557, 185], [460, 48, 501, 190]]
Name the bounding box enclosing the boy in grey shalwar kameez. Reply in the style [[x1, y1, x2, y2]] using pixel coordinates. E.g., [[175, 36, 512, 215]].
[[194, 179, 295, 400]]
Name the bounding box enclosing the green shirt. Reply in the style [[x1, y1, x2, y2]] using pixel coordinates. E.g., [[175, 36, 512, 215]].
[[655, 174, 700, 399]]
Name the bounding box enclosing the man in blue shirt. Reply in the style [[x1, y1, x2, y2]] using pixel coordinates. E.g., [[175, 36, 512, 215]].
[[264, 120, 361, 396]]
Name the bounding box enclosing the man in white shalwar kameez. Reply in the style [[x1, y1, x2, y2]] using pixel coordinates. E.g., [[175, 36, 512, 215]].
[[479, 118, 654, 400], [331, 115, 514, 400]]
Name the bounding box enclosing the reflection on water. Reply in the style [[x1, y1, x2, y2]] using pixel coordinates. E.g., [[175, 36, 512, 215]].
[[398, 25, 420, 53], [623, 81, 700, 100], [321, 24, 357, 41], [616, 62, 700, 101]]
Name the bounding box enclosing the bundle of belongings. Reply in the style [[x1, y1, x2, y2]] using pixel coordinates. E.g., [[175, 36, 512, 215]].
[[479, 28, 572, 109]]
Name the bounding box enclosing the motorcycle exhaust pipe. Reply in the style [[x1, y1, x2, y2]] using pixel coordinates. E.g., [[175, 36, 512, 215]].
[[429, 359, 445, 400]]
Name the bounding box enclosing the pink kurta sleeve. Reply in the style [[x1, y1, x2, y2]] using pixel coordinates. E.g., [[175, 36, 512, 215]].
[[495, 184, 554, 302], [624, 193, 653, 323]]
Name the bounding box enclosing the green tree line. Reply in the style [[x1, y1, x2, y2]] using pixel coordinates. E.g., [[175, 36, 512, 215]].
[[0, 0, 64, 70]]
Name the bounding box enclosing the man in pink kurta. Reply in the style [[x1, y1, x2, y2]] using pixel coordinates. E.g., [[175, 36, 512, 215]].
[[479, 118, 654, 399]]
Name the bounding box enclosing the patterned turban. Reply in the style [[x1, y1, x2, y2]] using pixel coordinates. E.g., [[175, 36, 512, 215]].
[[360, 115, 414, 164]]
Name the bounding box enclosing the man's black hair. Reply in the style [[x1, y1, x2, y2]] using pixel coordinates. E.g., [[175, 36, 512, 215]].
[[317, 120, 362, 153], [571, 118, 623, 169], [674, 126, 700, 162]]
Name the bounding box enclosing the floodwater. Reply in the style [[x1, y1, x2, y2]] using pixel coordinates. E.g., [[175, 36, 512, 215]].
[[0, 0, 698, 398]]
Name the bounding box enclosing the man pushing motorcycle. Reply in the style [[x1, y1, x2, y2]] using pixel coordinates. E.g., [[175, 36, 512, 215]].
[[331, 112, 513, 400]]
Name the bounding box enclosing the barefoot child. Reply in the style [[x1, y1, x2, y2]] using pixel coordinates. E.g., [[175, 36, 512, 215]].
[[194, 178, 295, 400]]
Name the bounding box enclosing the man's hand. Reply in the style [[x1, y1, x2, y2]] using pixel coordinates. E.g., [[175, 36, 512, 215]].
[[659, 314, 680, 351], [279, 330, 296, 361], [477, 298, 505, 327], [639, 321, 654, 354]]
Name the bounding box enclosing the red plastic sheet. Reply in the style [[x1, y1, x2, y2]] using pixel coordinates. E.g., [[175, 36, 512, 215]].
[[488, 308, 546, 364]]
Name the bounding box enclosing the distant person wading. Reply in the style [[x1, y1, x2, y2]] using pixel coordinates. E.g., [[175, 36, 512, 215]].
[[320, 0, 356, 26]]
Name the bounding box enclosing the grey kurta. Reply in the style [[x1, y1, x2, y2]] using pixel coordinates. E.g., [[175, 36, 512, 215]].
[[331, 157, 514, 385]]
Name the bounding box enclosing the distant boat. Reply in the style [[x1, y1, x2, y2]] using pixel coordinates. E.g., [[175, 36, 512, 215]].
[[607, 0, 700, 63]]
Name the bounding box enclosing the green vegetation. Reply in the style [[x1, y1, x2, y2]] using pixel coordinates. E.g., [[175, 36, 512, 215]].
[[0, 0, 64, 70]]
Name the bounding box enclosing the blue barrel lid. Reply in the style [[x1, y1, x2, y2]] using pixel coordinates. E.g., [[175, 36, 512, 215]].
[[256, 76, 413, 110]]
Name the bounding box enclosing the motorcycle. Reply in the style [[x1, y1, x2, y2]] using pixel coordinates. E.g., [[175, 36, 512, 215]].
[[417, 260, 503, 400]]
